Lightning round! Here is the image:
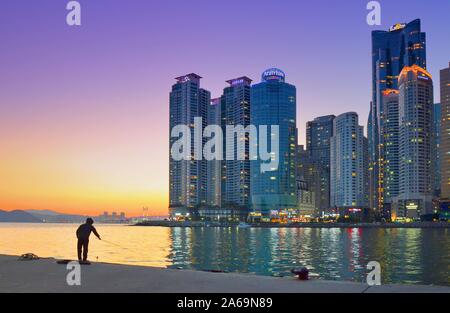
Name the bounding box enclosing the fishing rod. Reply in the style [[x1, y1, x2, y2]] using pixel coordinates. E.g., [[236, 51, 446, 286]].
[[97, 239, 166, 265], [100, 239, 147, 259]]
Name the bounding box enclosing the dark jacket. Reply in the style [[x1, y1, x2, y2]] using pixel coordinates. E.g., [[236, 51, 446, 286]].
[[76, 223, 100, 240]]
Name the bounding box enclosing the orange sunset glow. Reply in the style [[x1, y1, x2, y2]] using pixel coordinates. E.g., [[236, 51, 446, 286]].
[[0, 97, 170, 217]]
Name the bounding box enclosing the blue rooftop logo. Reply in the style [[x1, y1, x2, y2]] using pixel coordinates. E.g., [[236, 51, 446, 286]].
[[262, 68, 285, 82]]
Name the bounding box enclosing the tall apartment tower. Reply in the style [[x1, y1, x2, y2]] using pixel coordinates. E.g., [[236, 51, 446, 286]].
[[222, 77, 252, 219], [330, 112, 369, 210], [206, 98, 222, 208], [394, 65, 434, 218], [250, 68, 297, 218], [296, 144, 318, 216], [306, 115, 335, 212], [169, 74, 210, 218], [369, 19, 426, 213], [296, 144, 319, 203], [381, 89, 400, 214], [433, 103, 441, 197], [441, 63, 450, 199]]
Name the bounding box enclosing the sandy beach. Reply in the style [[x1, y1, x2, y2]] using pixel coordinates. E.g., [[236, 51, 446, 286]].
[[0, 254, 449, 293]]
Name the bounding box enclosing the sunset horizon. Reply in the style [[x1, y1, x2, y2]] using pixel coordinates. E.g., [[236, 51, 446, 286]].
[[1, 0, 449, 217]]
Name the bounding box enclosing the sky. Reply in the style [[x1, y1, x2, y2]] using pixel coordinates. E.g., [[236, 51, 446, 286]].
[[0, 0, 449, 217]]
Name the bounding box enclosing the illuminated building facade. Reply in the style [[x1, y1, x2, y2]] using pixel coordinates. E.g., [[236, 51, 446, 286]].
[[434, 102, 441, 197], [206, 98, 222, 208], [394, 65, 434, 218], [369, 19, 426, 215], [250, 68, 297, 218], [441, 63, 450, 200], [296, 179, 316, 218], [381, 89, 400, 213], [330, 112, 369, 210], [169, 73, 210, 218], [221, 77, 252, 219], [306, 115, 335, 212], [296, 144, 319, 216]]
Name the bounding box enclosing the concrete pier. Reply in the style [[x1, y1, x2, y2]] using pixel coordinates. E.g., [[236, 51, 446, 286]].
[[0, 255, 448, 293]]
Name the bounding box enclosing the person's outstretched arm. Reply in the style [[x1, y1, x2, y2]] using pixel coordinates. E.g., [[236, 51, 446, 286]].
[[92, 226, 101, 240]]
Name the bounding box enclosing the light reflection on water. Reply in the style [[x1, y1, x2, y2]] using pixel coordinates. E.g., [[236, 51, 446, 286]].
[[0, 223, 448, 286]]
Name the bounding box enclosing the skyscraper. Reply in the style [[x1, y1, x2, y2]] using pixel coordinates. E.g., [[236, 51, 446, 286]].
[[381, 89, 400, 213], [296, 144, 319, 202], [206, 98, 222, 208], [330, 112, 369, 211], [296, 179, 316, 218], [296, 144, 318, 217], [221, 77, 252, 219], [394, 65, 434, 218], [434, 102, 441, 197], [441, 63, 450, 200], [169, 73, 210, 219], [369, 19, 426, 213], [306, 115, 335, 211], [250, 68, 297, 218]]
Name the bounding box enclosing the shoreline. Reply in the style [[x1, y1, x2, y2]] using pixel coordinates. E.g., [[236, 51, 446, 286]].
[[1, 254, 449, 293], [133, 221, 450, 228]]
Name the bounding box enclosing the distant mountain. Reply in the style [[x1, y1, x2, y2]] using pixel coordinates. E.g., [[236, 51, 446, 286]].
[[25, 209, 60, 216], [0, 210, 42, 223], [2, 209, 125, 224], [25, 210, 87, 223]]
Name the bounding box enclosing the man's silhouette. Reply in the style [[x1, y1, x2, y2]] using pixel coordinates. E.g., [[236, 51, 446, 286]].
[[76, 218, 101, 262]]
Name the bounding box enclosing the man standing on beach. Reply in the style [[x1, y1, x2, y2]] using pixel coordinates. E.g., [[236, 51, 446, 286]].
[[76, 218, 101, 263]]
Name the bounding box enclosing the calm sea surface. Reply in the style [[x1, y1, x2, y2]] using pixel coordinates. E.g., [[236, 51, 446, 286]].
[[0, 223, 449, 286]]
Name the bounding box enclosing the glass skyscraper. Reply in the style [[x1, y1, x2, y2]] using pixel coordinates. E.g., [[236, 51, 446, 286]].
[[169, 73, 210, 218], [369, 19, 426, 214], [250, 68, 297, 218]]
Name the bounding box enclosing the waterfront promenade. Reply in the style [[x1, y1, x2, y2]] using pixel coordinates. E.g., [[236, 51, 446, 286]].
[[134, 221, 450, 228], [1, 254, 449, 293]]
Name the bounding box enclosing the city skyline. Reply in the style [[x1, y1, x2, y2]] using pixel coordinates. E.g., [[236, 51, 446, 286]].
[[1, 0, 449, 216]]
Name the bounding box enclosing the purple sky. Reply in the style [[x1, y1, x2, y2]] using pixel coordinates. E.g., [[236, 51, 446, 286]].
[[0, 0, 449, 215]]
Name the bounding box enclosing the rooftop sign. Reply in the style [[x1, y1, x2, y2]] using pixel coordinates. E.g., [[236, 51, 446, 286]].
[[389, 23, 406, 32], [175, 73, 202, 83], [226, 76, 252, 86], [261, 68, 285, 82]]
